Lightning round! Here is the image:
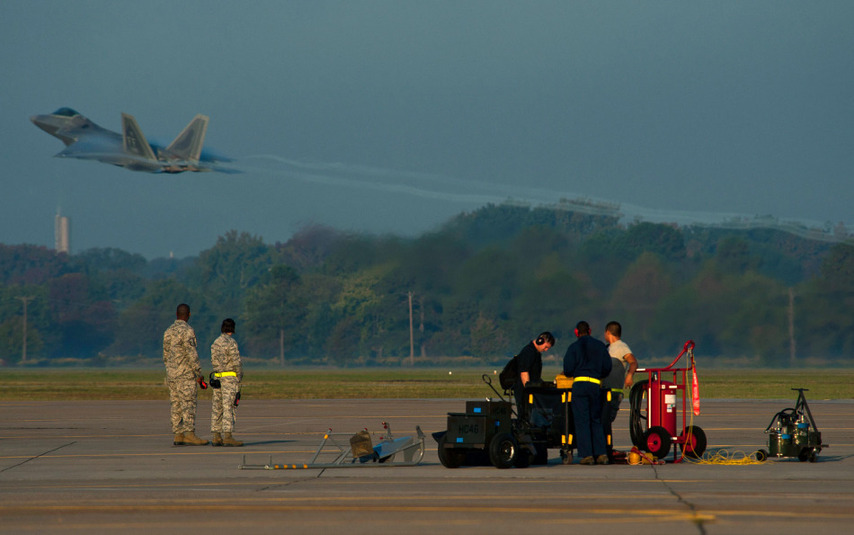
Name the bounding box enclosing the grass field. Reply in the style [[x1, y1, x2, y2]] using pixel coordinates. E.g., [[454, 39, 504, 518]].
[[2, 368, 852, 401]]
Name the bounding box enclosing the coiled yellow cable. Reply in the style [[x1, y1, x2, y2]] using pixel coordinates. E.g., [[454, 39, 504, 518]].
[[680, 367, 766, 465]]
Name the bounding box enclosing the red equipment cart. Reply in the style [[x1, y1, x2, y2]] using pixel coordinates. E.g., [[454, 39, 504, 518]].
[[629, 340, 706, 462]]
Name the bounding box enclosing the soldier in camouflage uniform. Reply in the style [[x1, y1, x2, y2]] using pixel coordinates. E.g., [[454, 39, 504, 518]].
[[210, 318, 243, 447], [162, 303, 208, 446]]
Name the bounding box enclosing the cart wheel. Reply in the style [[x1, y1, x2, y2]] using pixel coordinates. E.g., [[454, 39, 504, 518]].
[[755, 449, 768, 462], [489, 432, 517, 469], [643, 426, 671, 458], [560, 448, 573, 465], [629, 380, 649, 448], [437, 434, 466, 469], [808, 449, 818, 463], [797, 448, 812, 463], [681, 425, 707, 458]]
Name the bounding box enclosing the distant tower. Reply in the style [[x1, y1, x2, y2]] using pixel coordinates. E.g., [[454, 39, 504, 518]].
[[55, 211, 70, 254]]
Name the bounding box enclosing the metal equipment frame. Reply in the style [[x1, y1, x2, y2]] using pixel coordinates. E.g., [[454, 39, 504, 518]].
[[757, 388, 827, 462], [239, 422, 426, 470], [630, 340, 706, 462]]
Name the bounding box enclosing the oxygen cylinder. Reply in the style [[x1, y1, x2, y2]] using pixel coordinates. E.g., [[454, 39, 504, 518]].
[[795, 412, 810, 446]]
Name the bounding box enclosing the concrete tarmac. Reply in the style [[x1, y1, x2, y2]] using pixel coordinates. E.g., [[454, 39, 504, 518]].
[[0, 396, 852, 534]]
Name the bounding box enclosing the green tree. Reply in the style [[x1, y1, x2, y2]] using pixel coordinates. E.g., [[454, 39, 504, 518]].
[[108, 279, 208, 357], [798, 244, 854, 359], [608, 252, 674, 353], [511, 253, 588, 343], [651, 263, 788, 361], [192, 230, 279, 316], [470, 313, 510, 358], [623, 222, 686, 262], [48, 273, 115, 358], [0, 244, 68, 286], [243, 264, 304, 364], [0, 316, 45, 364], [714, 237, 756, 274]]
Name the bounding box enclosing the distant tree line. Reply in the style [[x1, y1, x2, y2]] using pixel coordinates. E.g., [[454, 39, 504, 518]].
[[1, 204, 853, 367]]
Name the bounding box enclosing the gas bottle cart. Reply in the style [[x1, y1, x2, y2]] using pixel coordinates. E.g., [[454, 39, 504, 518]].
[[755, 388, 828, 462], [629, 340, 706, 462]]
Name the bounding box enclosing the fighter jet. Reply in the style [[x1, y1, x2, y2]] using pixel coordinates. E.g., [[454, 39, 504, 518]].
[[31, 107, 235, 173]]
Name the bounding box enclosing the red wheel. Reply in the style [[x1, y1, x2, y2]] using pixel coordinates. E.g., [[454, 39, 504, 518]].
[[680, 425, 706, 458], [644, 426, 672, 458]]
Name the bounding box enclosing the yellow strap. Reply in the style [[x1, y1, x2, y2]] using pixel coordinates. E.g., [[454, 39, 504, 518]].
[[214, 371, 237, 377], [574, 376, 601, 385]]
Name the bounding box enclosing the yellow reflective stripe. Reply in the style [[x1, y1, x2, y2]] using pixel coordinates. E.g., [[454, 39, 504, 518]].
[[574, 376, 601, 385], [214, 371, 238, 377]]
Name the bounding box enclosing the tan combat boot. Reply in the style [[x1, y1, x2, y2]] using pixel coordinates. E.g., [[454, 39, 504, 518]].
[[222, 433, 243, 447], [211, 432, 223, 447], [182, 431, 209, 446], [173, 433, 185, 446]]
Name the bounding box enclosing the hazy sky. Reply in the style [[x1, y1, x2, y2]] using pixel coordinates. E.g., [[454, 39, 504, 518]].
[[2, 1, 853, 258]]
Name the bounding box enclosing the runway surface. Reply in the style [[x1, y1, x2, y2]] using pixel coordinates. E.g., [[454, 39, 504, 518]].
[[1, 396, 852, 534]]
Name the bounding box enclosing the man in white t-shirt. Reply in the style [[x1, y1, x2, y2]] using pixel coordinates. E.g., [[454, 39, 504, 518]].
[[601, 321, 639, 457], [604, 321, 638, 391]]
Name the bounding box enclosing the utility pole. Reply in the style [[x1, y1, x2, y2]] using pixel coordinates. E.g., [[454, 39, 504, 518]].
[[279, 328, 285, 367], [17, 296, 34, 363], [788, 288, 796, 366], [408, 291, 415, 366], [420, 299, 426, 358]]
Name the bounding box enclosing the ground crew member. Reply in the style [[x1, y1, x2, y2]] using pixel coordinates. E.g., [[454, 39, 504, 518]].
[[210, 318, 243, 447], [163, 303, 208, 446], [604, 321, 638, 391], [602, 321, 639, 455], [513, 332, 555, 412], [563, 321, 612, 465]]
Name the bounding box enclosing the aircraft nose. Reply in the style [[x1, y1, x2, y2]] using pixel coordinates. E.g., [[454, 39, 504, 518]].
[[31, 115, 60, 135]]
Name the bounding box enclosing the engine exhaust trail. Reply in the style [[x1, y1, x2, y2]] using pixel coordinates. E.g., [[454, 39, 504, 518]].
[[242, 154, 851, 244]]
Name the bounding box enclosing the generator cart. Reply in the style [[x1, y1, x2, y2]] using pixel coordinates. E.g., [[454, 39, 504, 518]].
[[756, 388, 827, 462], [628, 340, 707, 462], [434, 374, 579, 468]]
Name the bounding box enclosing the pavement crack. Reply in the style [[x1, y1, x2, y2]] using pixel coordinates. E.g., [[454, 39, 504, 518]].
[[258, 475, 323, 492], [0, 441, 76, 474], [651, 464, 708, 535]]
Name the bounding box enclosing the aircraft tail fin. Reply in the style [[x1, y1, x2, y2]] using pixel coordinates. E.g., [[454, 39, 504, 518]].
[[163, 114, 209, 162], [121, 113, 158, 161]]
